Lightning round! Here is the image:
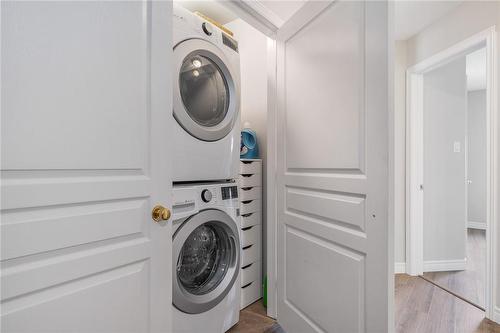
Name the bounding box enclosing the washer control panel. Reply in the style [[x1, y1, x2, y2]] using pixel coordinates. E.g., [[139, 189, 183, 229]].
[[172, 183, 240, 234], [221, 185, 238, 200], [172, 182, 239, 214]]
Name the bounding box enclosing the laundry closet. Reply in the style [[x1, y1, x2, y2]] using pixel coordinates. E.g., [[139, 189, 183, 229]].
[[1, 1, 392, 332], [171, 2, 272, 332]]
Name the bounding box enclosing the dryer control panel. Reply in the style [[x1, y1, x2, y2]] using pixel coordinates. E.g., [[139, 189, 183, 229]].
[[173, 4, 239, 54]]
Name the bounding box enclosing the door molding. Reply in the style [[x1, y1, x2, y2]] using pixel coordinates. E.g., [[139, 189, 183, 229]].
[[217, 0, 279, 318], [265, 37, 278, 319], [495, 306, 500, 324], [468, 220, 487, 230], [217, 0, 278, 38], [405, 26, 498, 320], [423, 259, 467, 272]]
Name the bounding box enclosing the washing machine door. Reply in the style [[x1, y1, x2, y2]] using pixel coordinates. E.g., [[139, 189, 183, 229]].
[[173, 209, 240, 314], [173, 39, 239, 142]]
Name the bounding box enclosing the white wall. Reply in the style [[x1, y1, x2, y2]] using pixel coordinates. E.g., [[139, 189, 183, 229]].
[[394, 41, 407, 266], [467, 89, 487, 227], [226, 19, 268, 162], [394, 0, 500, 313], [423, 57, 467, 265], [225, 18, 269, 277], [405, 1, 498, 67]]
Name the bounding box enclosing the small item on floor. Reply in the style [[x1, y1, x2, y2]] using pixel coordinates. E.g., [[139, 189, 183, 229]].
[[263, 276, 267, 308]]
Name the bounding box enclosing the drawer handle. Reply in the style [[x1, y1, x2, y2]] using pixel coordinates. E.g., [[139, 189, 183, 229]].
[[242, 225, 254, 231], [242, 244, 253, 250], [241, 161, 254, 164], [241, 187, 254, 191], [242, 213, 253, 218], [241, 200, 253, 204], [241, 174, 254, 177], [242, 262, 253, 269], [242, 281, 253, 289]]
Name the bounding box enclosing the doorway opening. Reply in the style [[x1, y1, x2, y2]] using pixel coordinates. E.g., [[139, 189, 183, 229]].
[[405, 27, 497, 320], [418, 45, 487, 310]]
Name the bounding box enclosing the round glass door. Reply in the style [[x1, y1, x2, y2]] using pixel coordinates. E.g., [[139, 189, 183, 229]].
[[173, 39, 239, 142], [172, 209, 240, 314], [179, 54, 229, 128], [177, 223, 231, 295]]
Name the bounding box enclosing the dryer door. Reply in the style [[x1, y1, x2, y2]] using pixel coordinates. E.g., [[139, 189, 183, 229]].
[[173, 39, 239, 142], [173, 209, 240, 314]]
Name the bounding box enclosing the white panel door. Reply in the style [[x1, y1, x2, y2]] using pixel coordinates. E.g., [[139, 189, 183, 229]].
[[1, 1, 172, 332], [276, 1, 390, 332]]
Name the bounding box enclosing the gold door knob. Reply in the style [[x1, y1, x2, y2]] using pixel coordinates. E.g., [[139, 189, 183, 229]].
[[152, 205, 171, 222]]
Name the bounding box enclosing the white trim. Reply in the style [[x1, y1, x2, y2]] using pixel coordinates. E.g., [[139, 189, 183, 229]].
[[217, 0, 280, 319], [406, 26, 498, 320], [240, 0, 284, 28], [395, 262, 406, 274], [494, 307, 500, 324], [423, 259, 467, 272], [218, 0, 278, 38], [265, 38, 277, 319], [405, 72, 424, 276], [468, 221, 487, 230], [275, 1, 332, 41], [485, 25, 498, 322], [408, 31, 488, 74], [465, 90, 470, 243]]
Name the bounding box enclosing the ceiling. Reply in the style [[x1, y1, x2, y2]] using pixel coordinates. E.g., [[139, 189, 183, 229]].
[[251, 0, 307, 27], [394, 1, 463, 41], [466, 47, 486, 91]]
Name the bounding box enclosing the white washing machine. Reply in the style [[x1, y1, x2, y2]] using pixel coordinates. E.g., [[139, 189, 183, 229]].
[[172, 182, 241, 333], [173, 5, 241, 183]]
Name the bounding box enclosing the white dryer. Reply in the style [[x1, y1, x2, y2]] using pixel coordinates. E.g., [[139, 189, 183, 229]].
[[172, 182, 241, 333], [173, 5, 241, 183]]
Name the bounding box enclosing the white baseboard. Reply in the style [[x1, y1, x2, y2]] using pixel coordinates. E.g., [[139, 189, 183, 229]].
[[493, 307, 500, 324], [468, 221, 487, 230], [423, 259, 467, 272], [395, 262, 406, 274]]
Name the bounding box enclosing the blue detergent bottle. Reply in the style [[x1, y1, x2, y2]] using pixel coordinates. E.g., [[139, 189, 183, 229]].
[[240, 128, 259, 159]]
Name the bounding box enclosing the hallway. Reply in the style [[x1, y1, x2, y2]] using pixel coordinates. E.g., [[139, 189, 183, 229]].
[[423, 228, 486, 308], [396, 274, 500, 332]]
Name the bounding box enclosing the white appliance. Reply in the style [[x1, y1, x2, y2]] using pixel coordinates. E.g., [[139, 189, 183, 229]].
[[173, 5, 241, 183], [172, 182, 241, 333]]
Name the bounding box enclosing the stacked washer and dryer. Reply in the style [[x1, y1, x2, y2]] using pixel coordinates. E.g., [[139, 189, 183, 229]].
[[171, 5, 242, 333]]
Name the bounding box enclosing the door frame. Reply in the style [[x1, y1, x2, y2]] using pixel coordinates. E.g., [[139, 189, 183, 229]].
[[405, 26, 498, 319], [216, 0, 280, 318]]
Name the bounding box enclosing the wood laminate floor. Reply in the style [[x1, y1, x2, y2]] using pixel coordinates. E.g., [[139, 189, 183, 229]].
[[396, 274, 500, 333], [423, 228, 486, 308], [228, 300, 284, 333], [229, 275, 500, 333]]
